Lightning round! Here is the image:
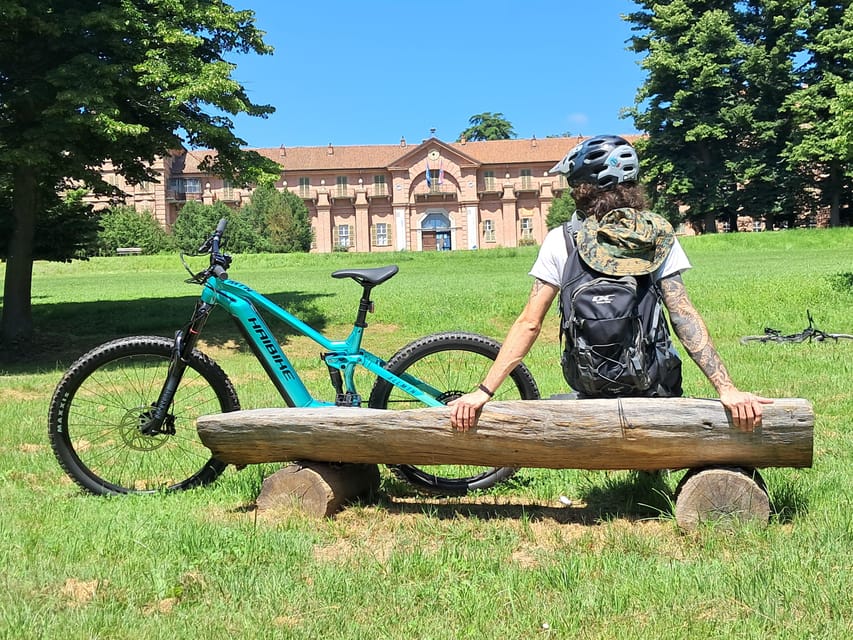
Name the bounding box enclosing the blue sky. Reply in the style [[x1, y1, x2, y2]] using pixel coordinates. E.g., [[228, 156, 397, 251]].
[[227, 0, 646, 148]]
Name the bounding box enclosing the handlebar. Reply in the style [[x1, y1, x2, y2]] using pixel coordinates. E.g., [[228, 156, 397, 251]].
[[191, 218, 231, 281]]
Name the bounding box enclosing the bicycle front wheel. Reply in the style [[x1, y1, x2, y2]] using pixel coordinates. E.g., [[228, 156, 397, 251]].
[[48, 336, 239, 495], [368, 332, 539, 495]]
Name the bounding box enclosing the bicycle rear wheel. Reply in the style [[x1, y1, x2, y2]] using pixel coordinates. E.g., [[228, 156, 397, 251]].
[[48, 336, 239, 495], [368, 331, 539, 495]]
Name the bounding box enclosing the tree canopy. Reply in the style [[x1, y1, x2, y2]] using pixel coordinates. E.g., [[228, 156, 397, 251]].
[[458, 113, 516, 141], [625, 0, 851, 232], [0, 0, 280, 346]]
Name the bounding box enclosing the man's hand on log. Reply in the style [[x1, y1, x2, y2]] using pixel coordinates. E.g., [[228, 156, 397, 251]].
[[448, 389, 490, 432], [719, 389, 774, 432]]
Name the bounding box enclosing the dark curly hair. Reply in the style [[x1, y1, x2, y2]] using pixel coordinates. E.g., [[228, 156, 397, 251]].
[[572, 182, 649, 221]]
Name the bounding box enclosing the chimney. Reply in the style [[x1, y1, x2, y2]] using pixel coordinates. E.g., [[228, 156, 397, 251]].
[[327, 143, 334, 155]]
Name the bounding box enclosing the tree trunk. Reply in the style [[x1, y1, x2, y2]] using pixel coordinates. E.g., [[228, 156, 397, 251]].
[[197, 397, 813, 471], [828, 163, 841, 227], [703, 210, 718, 234], [1, 166, 37, 346]]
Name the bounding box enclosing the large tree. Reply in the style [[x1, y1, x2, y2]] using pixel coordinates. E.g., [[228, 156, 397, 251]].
[[782, 0, 853, 227], [625, 1, 807, 232], [626, 2, 755, 232], [458, 112, 516, 141], [0, 0, 279, 346]]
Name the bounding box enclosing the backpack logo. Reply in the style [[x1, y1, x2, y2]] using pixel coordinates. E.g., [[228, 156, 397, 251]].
[[591, 294, 615, 304]]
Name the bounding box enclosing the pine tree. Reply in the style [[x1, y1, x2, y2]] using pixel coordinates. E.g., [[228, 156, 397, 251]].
[[783, 0, 853, 227]]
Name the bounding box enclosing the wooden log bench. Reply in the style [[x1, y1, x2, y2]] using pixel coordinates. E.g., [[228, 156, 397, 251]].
[[116, 247, 143, 256], [197, 397, 813, 529]]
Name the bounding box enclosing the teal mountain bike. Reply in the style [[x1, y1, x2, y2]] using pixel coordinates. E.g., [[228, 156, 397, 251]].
[[49, 219, 539, 496]]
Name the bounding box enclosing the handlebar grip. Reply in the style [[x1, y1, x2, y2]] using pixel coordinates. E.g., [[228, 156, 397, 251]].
[[215, 218, 228, 235], [212, 265, 228, 280]]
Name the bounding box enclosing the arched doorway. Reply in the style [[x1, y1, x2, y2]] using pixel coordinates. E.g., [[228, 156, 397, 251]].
[[421, 211, 452, 251]]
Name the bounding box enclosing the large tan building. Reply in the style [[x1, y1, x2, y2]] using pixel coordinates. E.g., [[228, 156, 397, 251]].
[[94, 135, 623, 253]]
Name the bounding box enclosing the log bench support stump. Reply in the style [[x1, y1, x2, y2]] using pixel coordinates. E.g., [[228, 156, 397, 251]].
[[197, 398, 813, 527], [674, 466, 770, 530], [256, 462, 380, 518]]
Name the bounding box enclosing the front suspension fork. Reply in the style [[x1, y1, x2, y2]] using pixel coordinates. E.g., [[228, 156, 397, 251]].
[[141, 301, 214, 435]]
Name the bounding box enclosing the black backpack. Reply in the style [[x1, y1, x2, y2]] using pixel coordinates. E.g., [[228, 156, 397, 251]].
[[559, 222, 683, 398]]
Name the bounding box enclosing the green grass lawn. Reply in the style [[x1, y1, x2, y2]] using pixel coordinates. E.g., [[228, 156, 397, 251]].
[[1, 228, 852, 639]]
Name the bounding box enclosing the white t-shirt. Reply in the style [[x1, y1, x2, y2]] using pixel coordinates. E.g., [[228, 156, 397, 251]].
[[529, 213, 692, 287]]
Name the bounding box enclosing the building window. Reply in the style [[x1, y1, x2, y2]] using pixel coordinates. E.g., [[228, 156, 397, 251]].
[[333, 224, 352, 249], [484, 171, 497, 192], [521, 217, 533, 240], [298, 177, 310, 197], [521, 169, 533, 190], [752, 218, 763, 232], [483, 219, 496, 243], [336, 176, 348, 198], [168, 178, 202, 194], [371, 223, 390, 247], [222, 180, 235, 201], [373, 175, 387, 196]]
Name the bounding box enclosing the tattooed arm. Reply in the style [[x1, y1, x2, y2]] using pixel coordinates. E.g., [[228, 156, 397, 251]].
[[449, 278, 558, 431], [660, 273, 772, 431]]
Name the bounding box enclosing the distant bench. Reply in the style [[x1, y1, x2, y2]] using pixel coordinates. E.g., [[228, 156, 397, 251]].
[[116, 247, 143, 256]]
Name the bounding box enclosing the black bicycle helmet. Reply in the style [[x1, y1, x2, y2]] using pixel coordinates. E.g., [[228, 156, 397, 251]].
[[549, 135, 639, 189]]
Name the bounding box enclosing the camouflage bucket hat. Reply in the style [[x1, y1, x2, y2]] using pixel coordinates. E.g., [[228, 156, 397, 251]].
[[577, 208, 675, 276]]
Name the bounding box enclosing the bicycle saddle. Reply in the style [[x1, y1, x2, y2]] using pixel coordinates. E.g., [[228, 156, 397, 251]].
[[331, 265, 399, 286]]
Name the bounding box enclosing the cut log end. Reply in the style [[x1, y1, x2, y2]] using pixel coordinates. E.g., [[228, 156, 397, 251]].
[[256, 462, 380, 518], [674, 467, 770, 531]]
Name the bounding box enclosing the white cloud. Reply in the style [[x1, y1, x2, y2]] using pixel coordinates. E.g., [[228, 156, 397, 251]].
[[567, 113, 590, 127]]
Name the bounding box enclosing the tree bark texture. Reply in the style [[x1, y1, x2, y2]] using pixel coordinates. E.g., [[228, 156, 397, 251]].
[[1, 166, 37, 344], [197, 397, 813, 471]]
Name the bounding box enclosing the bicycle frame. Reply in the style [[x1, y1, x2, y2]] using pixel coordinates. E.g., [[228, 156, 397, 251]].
[[193, 274, 445, 409]]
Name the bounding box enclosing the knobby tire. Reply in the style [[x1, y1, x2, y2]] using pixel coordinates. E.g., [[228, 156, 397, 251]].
[[48, 336, 239, 495], [368, 332, 540, 495]]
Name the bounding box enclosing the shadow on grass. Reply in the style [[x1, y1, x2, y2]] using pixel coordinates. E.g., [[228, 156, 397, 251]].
[[0, 290, 333, 372], [378, 472, 676, 525], [378, 469, 810, 524]]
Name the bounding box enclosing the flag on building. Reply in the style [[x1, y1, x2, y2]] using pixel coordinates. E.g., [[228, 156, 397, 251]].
[[438, 159, 444, 185], [426, 160, 432, 187]]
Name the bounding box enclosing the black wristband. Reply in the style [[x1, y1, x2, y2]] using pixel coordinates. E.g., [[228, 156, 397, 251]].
[[478, 383, 495, 397]]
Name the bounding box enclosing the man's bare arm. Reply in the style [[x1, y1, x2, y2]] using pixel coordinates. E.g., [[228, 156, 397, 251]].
[[659, 273, 735, 393], [659, 273, 772, 431], [449, 278, 558, 431]]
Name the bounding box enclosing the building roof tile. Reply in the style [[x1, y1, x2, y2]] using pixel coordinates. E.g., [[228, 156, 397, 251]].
[[179, 135, 643, 175]]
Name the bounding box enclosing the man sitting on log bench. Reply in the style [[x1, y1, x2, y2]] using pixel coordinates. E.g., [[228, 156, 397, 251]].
[[450, 135, 772, 433]]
